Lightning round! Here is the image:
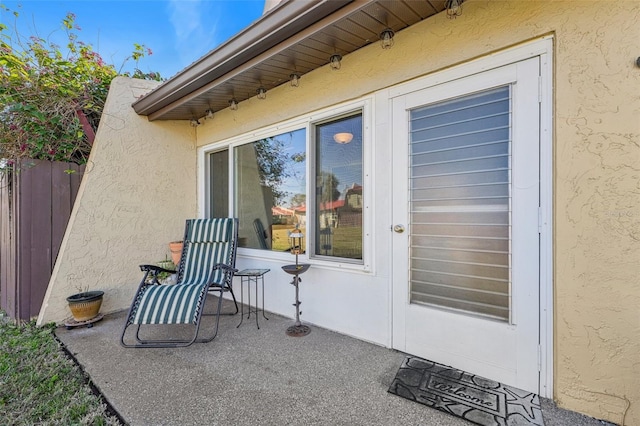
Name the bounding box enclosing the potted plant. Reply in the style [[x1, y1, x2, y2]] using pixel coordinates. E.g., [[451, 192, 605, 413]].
[[169, 241, 183, 265], [66, 290, 104, 322], [145, 258, 177, 285]]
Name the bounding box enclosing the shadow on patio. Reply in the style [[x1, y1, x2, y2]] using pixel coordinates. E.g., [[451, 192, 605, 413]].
[[56, 296, 602, 426]]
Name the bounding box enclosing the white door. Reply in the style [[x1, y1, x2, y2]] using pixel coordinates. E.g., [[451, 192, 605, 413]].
[[391, 58, 541, 393]]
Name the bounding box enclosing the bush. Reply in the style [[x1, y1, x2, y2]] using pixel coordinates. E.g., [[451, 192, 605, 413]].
[[0, 6, 160, 165]]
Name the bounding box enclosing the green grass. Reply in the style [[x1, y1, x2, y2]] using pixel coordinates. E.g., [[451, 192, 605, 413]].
[[0, 317, 121, 425], [271, 225, 363, 259]]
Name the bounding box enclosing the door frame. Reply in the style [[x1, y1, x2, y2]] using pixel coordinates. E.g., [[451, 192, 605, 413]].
[[386, 37, 554, 397]]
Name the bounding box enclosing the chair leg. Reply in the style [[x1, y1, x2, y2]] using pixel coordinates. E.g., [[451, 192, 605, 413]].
[[204, 285, 238, 316], [120, 321, 202, 348], [196, 291, 225, 343], [228, 286, 239, 315]]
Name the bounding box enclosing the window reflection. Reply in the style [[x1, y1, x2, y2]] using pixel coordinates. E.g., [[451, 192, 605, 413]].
[[235, 129, 306, 250], [209, 149, 228, 217], [217, 112, 364, 263], [315, 114, 363, 260]]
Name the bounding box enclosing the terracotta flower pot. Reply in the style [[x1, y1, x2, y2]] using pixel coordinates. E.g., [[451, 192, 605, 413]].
[[66, 291, 104, 322], [169, 241, 184, 265]]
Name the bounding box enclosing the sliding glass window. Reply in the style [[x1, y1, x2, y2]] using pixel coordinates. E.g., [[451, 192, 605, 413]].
[[207, 109, 364, 264], [234, 129, 306, 251]]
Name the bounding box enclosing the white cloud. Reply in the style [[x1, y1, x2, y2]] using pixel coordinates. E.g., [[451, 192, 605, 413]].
[[166, 0, 221, 68]]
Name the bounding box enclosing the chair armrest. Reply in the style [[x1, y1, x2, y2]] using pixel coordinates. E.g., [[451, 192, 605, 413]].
[[211, 264, 238, 274], [139, 264, 177, 286], [208, 264, 238, 289], [140, 264, 176, 274]]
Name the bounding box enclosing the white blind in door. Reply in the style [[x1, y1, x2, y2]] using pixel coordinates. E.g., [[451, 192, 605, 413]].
[[409, 86, 511, 321]]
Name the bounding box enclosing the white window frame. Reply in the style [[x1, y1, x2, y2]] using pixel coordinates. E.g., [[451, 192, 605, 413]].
[[198, 98, 373, 272]]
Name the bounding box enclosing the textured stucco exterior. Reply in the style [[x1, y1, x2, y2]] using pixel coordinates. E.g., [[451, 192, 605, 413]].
[[38, 77, 197, 325], [196, 1, 640, 423], [40, 1, 640, 424]]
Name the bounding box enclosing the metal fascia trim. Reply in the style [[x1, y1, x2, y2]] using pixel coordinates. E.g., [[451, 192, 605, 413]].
[[133, 0, 354, 116]]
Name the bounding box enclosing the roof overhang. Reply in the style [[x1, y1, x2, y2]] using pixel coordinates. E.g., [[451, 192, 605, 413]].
[[132, 0, 448, 121]]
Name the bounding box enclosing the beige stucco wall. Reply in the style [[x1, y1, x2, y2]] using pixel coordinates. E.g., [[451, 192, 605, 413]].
[[197, 1, 640, 423], [38, 77, 197, 326]]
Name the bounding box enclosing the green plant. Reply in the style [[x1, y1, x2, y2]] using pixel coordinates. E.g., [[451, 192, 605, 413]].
[[73, 284, 90, 294], [149, 257, 176, 283], [0, 5, 161, 166], [0, 319, 122, 424]]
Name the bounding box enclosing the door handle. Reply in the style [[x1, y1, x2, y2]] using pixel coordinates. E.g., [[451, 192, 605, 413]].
[[393, 224, 405, 233]]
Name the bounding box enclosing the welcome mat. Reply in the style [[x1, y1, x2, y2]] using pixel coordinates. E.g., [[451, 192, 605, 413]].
[[388, 356, 545, 426]]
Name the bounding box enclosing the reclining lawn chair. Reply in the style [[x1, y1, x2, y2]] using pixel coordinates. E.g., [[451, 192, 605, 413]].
[[253, 218, 270, 249], [121, 218, 239, 348]]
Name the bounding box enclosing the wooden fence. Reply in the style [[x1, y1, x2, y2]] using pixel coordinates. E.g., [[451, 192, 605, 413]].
[[0, 159, 84, 321]]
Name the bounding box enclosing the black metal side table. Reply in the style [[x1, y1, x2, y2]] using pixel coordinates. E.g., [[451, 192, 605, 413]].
[[235, 269, 270, 329]]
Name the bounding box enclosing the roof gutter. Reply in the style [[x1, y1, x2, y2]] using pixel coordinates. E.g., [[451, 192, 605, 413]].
[[132, 0, 353, 117]]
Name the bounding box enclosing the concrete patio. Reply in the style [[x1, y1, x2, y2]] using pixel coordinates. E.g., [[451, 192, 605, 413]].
[[56, 296, 611, 426]]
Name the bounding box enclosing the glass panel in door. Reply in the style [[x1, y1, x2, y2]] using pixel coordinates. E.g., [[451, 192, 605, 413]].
[[409, 87, 511, 321]]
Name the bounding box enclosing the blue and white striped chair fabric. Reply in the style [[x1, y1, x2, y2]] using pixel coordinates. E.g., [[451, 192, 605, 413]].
[[178, 218, 236, 288], [132, 282, 207, 325], [121, 218, 238, 347]]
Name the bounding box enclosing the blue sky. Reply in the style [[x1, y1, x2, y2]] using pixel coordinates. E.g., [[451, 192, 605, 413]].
[[0, 0, 266, 79]]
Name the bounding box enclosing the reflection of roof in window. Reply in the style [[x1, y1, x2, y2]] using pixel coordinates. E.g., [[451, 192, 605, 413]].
[[273, 205, 307, 214], [276, 183, 361, 214], [346, 183, 362, 192], [319, 199, 345, 211], [272, 206, 295, 216], [288, 183, 363, 213]]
